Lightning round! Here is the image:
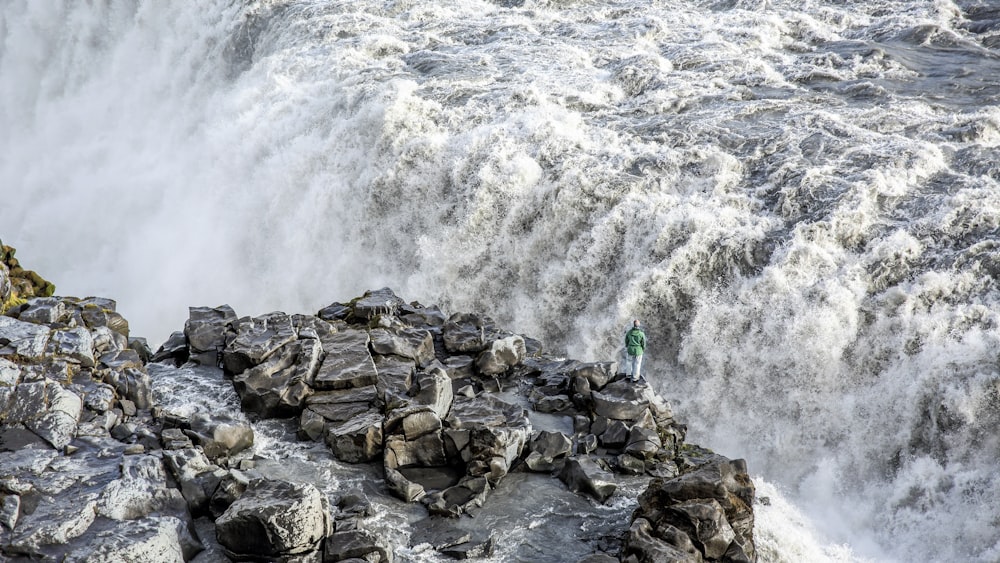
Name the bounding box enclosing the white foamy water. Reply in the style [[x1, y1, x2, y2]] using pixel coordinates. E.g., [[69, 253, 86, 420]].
[[4, 0, 1000, 560]]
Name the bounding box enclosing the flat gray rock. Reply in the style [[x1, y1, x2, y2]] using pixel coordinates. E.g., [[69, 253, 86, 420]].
[[0, 316, 51, 361], [314, 329, 377, 390]]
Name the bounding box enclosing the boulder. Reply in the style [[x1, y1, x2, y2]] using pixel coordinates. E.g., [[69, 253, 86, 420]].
[[1, 493, 19, 529], [325, 412, 384, 463], [186, 411, 254, 461], [209, 469, 251, 518], [184, 305, 238, 365], [408, 517, 472, 550], [128, 337, 151, 362], [441, 355, 475, 379], [0, 357, 20, 386], [216, 479, 331, 560], [385, 466, 425, 503], [667, 499, 736, 560], [573, 362, 616, 390], [370, 327, 434, 367], [104, 367, 153, 410], [374, 355, 415, 409], [151, 331, 189, 366], [351, 287, 405, 321], [616, 454, 647, 475], [98, 349, 145, 372], [384, 433, 448, 469], [80, 298, 130, 339], [317, 302, 351, 322], [2, 379, 82, 450], [625, 426, 663, 460], [313, 329, 378, 390], [233, 338, 322, 418], [533, 393, 573, 414], [4, 381, 49, 424], [0, 315, 51, 361], [438, 529, 495, 559], [558, 456, 617, 503], [399, 303, 447, 328], [91, 325, 126, 357], [292, 314, 338, 341], [222, 311, 298, 375], [425, 477, 491, 517], [163, 448, 224, 515], [400, 409, 442, 440], [445, 396, 531, 484], [524, 431, 573, 472], [25, 382, 82, 449], [599, 420, 630, 450], [161, 428, 194, 450], [475, 335, 526, 375], [325, 529, 393, 563], [592, 381, 650, 421], [412, 367, 453, 419], [623, 518, 702, 563], [17, 297, 67, 325], [577, 433, 598, 455], [299, 386, 379, 441], [442, 313, 491, 353]]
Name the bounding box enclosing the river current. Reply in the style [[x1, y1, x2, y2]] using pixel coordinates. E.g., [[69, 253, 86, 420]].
[[2, 1, 1000, 561]]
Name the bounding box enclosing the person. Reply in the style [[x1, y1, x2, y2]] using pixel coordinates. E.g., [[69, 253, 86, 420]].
[[624, 319, 646, 383]]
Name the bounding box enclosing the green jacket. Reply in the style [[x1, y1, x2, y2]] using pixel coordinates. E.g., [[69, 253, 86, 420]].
[[625, 327, 646, 356]]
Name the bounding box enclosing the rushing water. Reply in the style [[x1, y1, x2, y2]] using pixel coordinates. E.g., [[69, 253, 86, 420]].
[[3, 1, 1000, 561]]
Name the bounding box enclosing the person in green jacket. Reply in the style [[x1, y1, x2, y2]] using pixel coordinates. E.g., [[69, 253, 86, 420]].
[[624, 319, 647, 383]]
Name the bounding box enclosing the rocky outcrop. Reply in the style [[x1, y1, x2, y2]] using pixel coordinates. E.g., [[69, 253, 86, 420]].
[[1, 249, 756, 563], [624, 452, 756, 563], [0, 242, 56, 314], [169, 287, 753, 560]]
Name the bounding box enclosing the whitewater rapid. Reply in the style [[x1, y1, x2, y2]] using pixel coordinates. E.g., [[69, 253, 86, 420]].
[[3, 0, 1000, 561]]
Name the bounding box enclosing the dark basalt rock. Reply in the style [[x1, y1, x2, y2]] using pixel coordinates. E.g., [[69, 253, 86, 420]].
[[525, 430, 573, 472], [442, 313, 493, 354], [313, 329, 378, 390], [222, 311, 297, 375], [475, 334, 526, 375], [351, 287, 405, 321], [628, 456, 756, 562], [215, 478, 331, 561], [325, 411, 384, 463], [559, 456, 618, 503], [151, 330, 189, 365], [185, 305, 238, 366], [325, 529, 393, 563], [232, 338, 322, 418], [185, 411, 254, 461], [370, 326, 435, 368], [299, 386, 379, 441]]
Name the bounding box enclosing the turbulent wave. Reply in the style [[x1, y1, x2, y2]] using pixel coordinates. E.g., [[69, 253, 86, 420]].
[[3, 0, 1000, 560]]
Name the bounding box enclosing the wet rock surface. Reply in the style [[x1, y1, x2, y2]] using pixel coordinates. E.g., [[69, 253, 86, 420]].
[[0, 267, 756, 562]]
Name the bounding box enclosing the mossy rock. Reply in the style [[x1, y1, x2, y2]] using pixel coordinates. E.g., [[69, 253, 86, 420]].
[[0, 243, 56, 300], [1, 294, 27, 315]]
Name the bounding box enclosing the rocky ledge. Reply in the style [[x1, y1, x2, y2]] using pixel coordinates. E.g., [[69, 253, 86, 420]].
[[0, 248, 756, 562]]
